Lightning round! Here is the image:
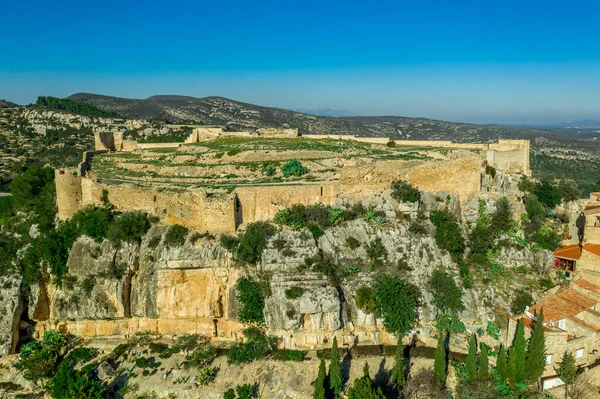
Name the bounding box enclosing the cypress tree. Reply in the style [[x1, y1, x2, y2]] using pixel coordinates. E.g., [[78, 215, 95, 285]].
[[465, 334, 478, 383], [433, 333, 447, 385], [496, 345, 508, 381], [390, 342, 406, 390], [556, 352, 577, 399], [513, 318, 527, 383], [329, 336, 342, 398], [478, 343, 489, 381], [314, 359, 326, 399], [526, 310, 546, 383], [507, 346, 517, 385]]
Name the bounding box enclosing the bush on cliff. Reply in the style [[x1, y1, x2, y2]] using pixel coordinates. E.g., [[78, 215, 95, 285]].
[[164, 224, 189, 247], [236, 276, 265, 324], [236, 222, 276, 264], [374, 275, 419, 336], [430, 210, 465, 262], [428, 270, 464, 314], [391, 180, 420, 203], [107, 211, 152, 244]]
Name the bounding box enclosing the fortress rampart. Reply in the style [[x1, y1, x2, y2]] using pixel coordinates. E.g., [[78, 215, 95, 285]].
[[56, 131, 530, 233]]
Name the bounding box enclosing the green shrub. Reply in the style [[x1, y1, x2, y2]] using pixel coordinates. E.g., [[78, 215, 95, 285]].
[[558, 179, 582, 202], [69, 206, 113, 242], [345, 236, 361, 249], [236, 222, 276, 264], [67, 347, 97, 363], [236, 276, 265, 324], [173, 334, 200, 354], [430, 211, 465, 262], [47, 360, 106, 399], [220, 234, 240, 251], [183, 344, 217, 369], [491, 197, 512, 232], [366, 237, 388, 267], [224, 388, 236, 399], [518, 176, 538, 193], [227, 328, 278, 364], [486, 320, 501, 340], [108, 212, 151, 244], [391, 181, 420, 203], [142, 369, 150, 377], [355, 286, 377, 314], [374, 275, 419, 336], [281, 160, 308, 177], [263, 166, 276, 176], [81, 276, 96, 294], [197, 366, 218, 385], [428, 270, 464, 314], [236, 384, 254, 399], [271, 349, 304, 361], [148, 236, 161, 249], [284, 286, 304, 299], [164, 225, 189, 247], [386, 140, 396, 148], [135, 357, 149, 368], [510, 290, 533, 314], [148, 342, 169, 354], [534, 180, 562, 208]]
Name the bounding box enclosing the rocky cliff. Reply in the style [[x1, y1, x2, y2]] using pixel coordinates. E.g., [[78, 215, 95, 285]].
[[17, 179, 543, 353]]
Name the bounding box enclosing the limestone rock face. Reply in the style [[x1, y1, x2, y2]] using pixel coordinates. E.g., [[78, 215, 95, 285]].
[[50, 236, 138, 320], [264, 273, 341, 331], [0, 275, 23, 355], [262, 229, 319, 272], [132, 226, 235, 319]]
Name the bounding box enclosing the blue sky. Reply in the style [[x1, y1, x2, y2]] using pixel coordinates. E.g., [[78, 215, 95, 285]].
[[1, 0, 599, 124]]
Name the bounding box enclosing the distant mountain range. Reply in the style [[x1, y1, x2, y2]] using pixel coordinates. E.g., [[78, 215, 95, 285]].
[[69, 92, 564, 143]]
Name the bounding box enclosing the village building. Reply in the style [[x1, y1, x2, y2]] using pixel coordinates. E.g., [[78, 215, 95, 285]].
[[554, 193, 600, 283], [507, 278, 600, 390]]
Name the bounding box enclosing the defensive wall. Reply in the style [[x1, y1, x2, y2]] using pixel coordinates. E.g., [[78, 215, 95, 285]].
[[56, 130, 530, 233]]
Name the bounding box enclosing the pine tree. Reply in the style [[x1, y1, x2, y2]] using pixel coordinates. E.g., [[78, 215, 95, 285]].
[[390, 342, 406, 390], [433, 333, 447, 385], [465, 334, 478, 383], [496, 345, 508, 381], [556, 352, 577, 399], [314, 359, 326, 399], [329, 336, 342, 398], [525, 310, 546, 383], [513, 318, 527, 383], [478, 343, 489, 381]]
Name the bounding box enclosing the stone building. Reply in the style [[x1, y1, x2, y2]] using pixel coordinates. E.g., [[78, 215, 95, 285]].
[[554, 193, 600, 283], [507, 278, 600, 389]]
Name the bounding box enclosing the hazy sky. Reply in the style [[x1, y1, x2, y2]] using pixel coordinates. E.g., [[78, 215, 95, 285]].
[[1, 0, 599, 124]]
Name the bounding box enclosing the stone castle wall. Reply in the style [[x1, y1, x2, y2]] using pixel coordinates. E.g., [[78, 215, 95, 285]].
[[57, 156, 483, 232], [58, 133, 529, 233]]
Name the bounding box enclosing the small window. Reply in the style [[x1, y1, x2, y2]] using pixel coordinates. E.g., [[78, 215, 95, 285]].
[[558, 319, 566, 329], [576, 348, 584, 359], [546, 354, 552, 364]]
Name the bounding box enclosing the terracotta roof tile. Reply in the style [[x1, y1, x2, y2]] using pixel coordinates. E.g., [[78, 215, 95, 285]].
[[553, 244, 600, 260], [585, 244, 600, 257], [584, 205, 600, 215], [554, 244, 583, 260], [575, 279, 600, 296], [555, 289, 597, 310]]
